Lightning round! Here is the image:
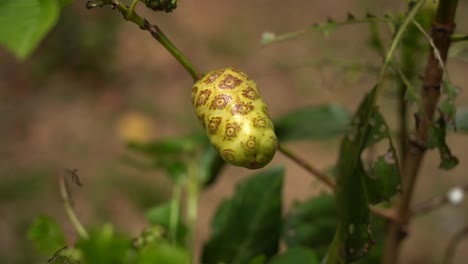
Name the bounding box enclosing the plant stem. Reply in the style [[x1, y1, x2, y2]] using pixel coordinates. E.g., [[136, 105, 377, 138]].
[[186, 161, 199, 263], [451, 34, 468, 43], [443, 225, 468, 264], [169, 184, 181, 244], [87, 0, 201, 82], [59, 172, 89, 240], [411, 183, 468, 216], [277, 144, 335, 191], [382, 1, 458, 263]]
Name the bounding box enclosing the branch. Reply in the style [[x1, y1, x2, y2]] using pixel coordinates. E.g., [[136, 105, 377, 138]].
[[383, 1, 459, 263], [451, 34, 468, 43], [443, 225, 468, 264], [412, 183, 467, 216], [86, 0, 202, 82], [277, 144, 335, 191]]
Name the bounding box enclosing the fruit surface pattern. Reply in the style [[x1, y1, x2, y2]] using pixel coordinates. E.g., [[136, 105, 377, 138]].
[[192, 68, 278, 169]]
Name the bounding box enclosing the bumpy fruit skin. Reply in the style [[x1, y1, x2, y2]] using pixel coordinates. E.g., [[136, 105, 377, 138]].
[[192, 68, 278, 169]]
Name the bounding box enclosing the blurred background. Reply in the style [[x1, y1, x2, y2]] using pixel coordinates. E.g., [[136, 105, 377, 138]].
[[1, 0, 468, 263]]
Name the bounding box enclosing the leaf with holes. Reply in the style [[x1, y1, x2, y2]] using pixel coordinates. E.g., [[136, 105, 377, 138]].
[[202, 167, 284, 264], [428, 117, 459, 170], [326, 87, 400, 262], [440, 81, 460, 126]]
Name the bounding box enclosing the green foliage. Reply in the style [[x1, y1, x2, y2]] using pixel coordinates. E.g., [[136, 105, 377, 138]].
[[76, 224, 133, 264], [136, 242, 189, 264], [29, 217, 190, 264], [145, 202, 188, 245], [327, 87, 400, 263], [18, 1, 463, 264], [269, 247, 319, 264], [0, 0, 66, 59], [274, 104, 351, 142], [125, 103, 350, 188], [28, 215, 66, 256], [198, 143, 226, 186], [125, 134, 225, 186], [428, 117, 459, 169], [202, 167, 284, 264], [282, 194, 336, 258], [126, 136, 198, 184]]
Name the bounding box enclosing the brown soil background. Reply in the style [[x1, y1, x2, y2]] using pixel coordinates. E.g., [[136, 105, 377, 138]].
[[1, 0, 468, 263]]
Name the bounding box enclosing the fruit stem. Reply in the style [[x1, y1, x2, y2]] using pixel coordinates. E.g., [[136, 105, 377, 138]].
[[278, 144, 335, 191], [87, 0, 202, 82]]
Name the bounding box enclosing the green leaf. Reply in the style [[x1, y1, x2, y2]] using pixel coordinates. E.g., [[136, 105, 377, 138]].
[[274, 104, 351, 142], [0, 0, 60, 59], [327, 87, 400, 262], [27, 215, 66, 255], [127, 137, 196, 157], [146, 202, 188, 245], [268, 247, 319, 264], [199, 143, 226, 186], [352, 214, 387, 264], [76, 224, 132, 264], [137, 243, 190, 264], [249, 255, 267, 264], [428, 117, 459, 170], [202, 167, 284, 264], [282, 194, 336, 258], [440, 81, 460, 126], [59, 0, 74, 7]]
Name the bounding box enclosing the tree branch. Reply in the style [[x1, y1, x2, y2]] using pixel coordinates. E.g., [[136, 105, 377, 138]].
[[382, 1, 459, 263]]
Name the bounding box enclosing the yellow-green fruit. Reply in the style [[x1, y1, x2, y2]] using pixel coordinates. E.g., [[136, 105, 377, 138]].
[[192, 67, 278, 169]]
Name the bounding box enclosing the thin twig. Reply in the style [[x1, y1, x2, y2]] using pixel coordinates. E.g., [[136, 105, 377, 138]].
[[443, 225, 468, 264], [412, 183, 468, 216], [60, 169, 89, 239], [277, 144, 335, 191], [451, 34, 468, 43], [369, 205, 398, 222]]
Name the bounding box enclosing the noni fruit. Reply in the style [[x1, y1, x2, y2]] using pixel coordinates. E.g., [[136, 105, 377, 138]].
[[192, 67, 278, 169]]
